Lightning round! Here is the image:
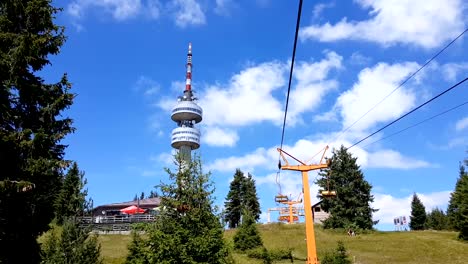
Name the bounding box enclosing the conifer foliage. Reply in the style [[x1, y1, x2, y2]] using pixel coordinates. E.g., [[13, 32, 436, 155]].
[[0, 0, 75, 263], [316, 145, 378, 230], [447, 159, 468, 240], [224, 169, 261, 228], [425, 207, 448, 231], [233, 210, 263, 251], [409, 193, 426, 230], [54, 162, 89, 224], [125, 154, 232, 263], [41, 220, 102, 264]]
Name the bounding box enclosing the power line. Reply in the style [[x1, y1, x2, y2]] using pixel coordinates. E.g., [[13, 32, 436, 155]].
[[276, 0, 303, 195], [331, 27, 468, 144], [348, 77, 468, 149], [363, 100, 468, 148]]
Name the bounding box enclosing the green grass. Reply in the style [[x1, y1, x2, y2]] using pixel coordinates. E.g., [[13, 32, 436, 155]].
[[97, 224, 468, 264]]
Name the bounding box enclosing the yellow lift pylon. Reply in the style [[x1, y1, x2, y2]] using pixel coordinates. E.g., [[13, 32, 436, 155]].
[[277, 145, 332, 264]]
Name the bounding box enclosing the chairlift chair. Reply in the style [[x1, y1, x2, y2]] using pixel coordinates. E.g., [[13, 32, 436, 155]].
[[275, 194, 289, 203]]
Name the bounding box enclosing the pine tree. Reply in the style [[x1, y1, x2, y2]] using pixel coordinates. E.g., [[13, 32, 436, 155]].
[[0, 1, 74, 263], [133, 194, 138, 201], [140, 192, 145, 200], [41, 219, 102, 264], [410, 193, 427, 230], [447, 161, 468, 240], [126, 154, 232, 263], [316, 145, 378, 230], [233, 210, 263, 251], [224, 169, 245, 228], [243, 173, 262, 222], [54, 162, 89, 224], [425, 207, 448, 230]]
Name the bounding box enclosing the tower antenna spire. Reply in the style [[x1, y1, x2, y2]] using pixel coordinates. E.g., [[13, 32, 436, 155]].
[[185, 42, 192, 91]]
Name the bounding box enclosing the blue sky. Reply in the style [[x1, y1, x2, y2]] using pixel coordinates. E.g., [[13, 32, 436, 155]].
[[42, 0, 468, 231]]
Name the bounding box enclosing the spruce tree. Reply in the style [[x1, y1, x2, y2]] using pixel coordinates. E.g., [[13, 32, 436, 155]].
[[316, 145, 378, 230], [224, 169, 245, 228], [243, 173, 262, 222], [409, 193, 427, 230], [425, 207, 448, 230], [233, 210, 263, 251], [41, 219, 102, 264], [447, 161, 468, 240], [0, 1, 74, 263], [54, 162, 89, 224], [126, 154, 232, 263]]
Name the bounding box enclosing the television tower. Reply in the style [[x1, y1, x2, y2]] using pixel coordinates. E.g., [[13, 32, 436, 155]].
[[171, 43, 203, 162]]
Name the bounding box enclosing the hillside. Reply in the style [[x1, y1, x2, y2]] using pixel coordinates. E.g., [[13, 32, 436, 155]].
[[98, 223, 468, 264]]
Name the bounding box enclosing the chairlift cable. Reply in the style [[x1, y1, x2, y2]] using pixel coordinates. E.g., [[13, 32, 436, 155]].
[[348, 77, 468, 149], [329, 27, 468, 145], [362, 100, 468, 148], [276, 0, 304, 197]]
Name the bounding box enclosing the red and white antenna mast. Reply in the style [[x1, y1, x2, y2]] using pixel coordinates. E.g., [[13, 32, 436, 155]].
[[185, 42, 192, 91]]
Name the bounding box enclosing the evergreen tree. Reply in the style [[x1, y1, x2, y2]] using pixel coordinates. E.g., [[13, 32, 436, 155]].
[[321, 241, 352, 264], [148, 190, 159, 198], [126, 154, 232, 263], [316, 145, 378, 230], [425, 207, 448, 230], [133, 194, 138, 201], [41, 219, 102, 264], [125, 232, 149, 264], [224, 169, 245, 228], [140, 191, 145, 200], [54, 162, 88, 224], [243, 173, 262, 222], [0, 1, 74, 263], [447, 160, 468, 240], [233, 210, 263, 251], [410, 193, 426, 230]]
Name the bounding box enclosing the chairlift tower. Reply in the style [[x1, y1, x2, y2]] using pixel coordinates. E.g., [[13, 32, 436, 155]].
[[171, 43, 203, 162], [277, 146, 334, 264]]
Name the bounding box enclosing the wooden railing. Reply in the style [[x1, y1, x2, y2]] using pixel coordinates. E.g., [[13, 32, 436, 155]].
[[78, 214, 156, 224]]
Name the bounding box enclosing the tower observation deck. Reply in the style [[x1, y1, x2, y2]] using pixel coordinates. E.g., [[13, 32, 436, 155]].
[[171, 43, 203, 161]]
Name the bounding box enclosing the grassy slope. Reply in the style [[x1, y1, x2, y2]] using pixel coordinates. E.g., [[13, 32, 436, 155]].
[[98, 223, 468, 264]]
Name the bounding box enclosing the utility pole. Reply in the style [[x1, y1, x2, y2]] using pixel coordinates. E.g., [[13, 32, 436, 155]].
[[277, 146, 331, 264]]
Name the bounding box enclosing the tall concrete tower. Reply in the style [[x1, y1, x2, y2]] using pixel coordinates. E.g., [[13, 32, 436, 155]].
[[171, 43, 203, 162]]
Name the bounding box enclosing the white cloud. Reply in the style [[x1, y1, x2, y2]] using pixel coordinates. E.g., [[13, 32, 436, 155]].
[[349, 52, 372, 66], [214, 0, 236, 16], [67, 0, 144, 20], [170, 0, 206, 27], [312, 2, 335, 19], [455, 116, 468, 131], [372, 191, 452, 224], [147, 0, 161, 19], [67, 0, 206, 28], [199, 61, 286, 126], [150, 151, 176, 166], [336, 62, 419, 132], [202, 126, 239, 147], [288, 51, 342, 124], [134, 75, 160, 96], [300, 0, 466, 48], [367, 149, 432, 169], [206, 147, 272, 173]]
